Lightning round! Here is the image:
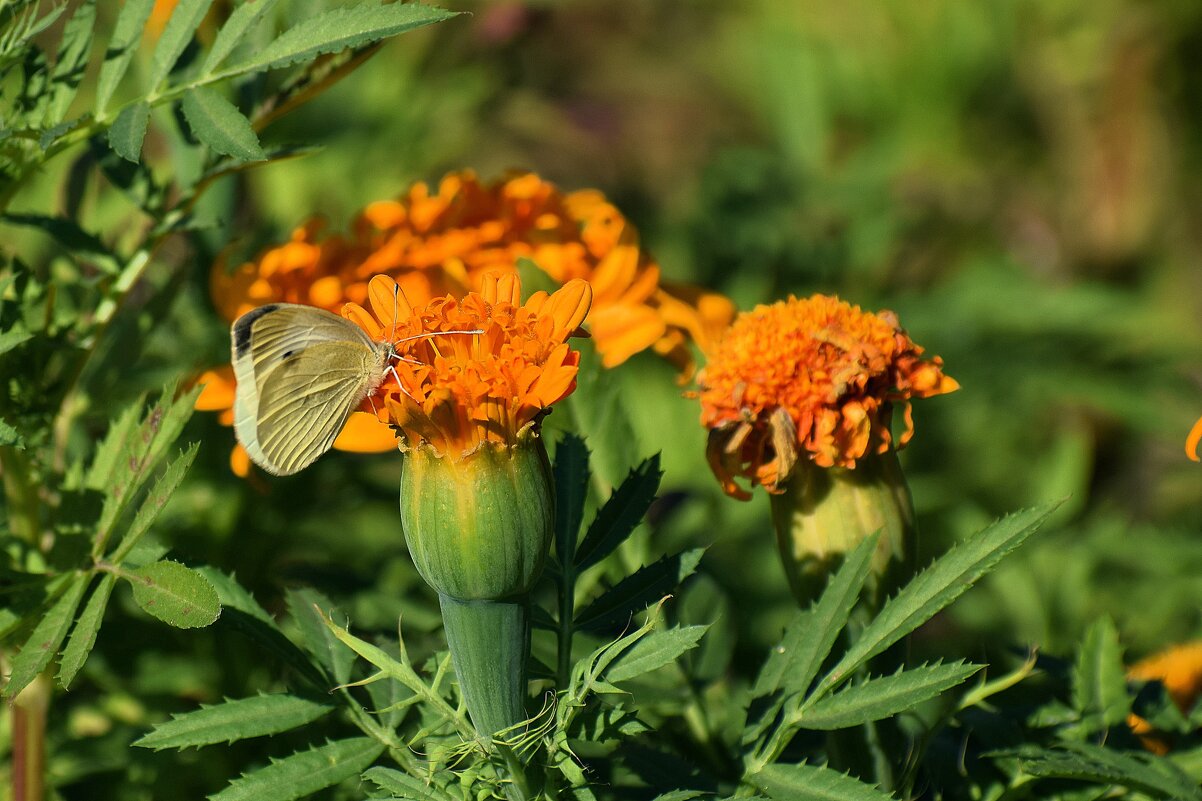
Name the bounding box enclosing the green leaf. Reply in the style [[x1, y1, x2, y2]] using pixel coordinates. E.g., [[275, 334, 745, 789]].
[[85, 395, 144, 491], [362, 767, 454, 801], [46, 0, 95, 123], [210, 737, 384, 801], [813, 502, 1061, 699], [58, 573, 116, 689], [2, 213, 119, 272], [222, 2, 457, 77], [286, 588, 355, 685], [95, 0, 155, 115], [575, 453, 662, 572], [110, 444, 198, 562], [147, 0, 216, 90], [201, 0, 281, 73], [107, 101, 150, 162], [4, 577, 89, 698], [180, 87, 265, 161], [574, 548, 704, 632], [607, 624, 708, 683], [1072, 616, 1130, 728], [752, 533, 878, 700], [553, 433, 589, 567], [0, 327, 33, 356], [796, 661, 982, 730], [564, 339, 638, 490], [124, 561, 221, 629], [998, 742, 1202, 800], [752, 762, 896, 801], [200, 569, 325, 687], [0, 418, 22, 447], [133, 693, 333, 750]]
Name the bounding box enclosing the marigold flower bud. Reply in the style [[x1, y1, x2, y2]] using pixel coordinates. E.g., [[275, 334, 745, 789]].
[[400, 433, 553, 602]]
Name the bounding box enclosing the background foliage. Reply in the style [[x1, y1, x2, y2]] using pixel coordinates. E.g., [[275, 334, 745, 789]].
[[3, 0, 1202, 798]]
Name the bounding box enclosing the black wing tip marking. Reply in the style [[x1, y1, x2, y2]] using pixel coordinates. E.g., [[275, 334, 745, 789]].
[[233, 304, 281, 357]]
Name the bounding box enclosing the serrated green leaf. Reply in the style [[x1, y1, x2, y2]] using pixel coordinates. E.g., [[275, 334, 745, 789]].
[[46, 0, 95, 123], [607, 625, 708, 683], [553, 433, 589, 568], [813, 502, 1061, 699], [363, 767, 454, 801], [753, 762, 896, 801], [752, 533, 878, 700], [58, 573, 115, 689], [110, 443, 198, 562], [797, 662, 981, 730], [125, 561, 220, 629], [210, 736, 383, 801], [95, 0, 155, 115], [199, 569, 324, 687], [998, 742, 1202, 800], [148, 0, 216, 89], [4, 577, 89, 698], [85, 395, 144, 491], [1072, 616, 1129, 728], [180, 87, 264, 161], [201, 0, 281, 73], [575, 453, 662, 572], [133, 693, 333, 751], [574, 548, 704, 632], [286, 588, 355, 685], [2, 213, 119, 272], [107, 101, 149, 162], [222, 2, 456, 77]]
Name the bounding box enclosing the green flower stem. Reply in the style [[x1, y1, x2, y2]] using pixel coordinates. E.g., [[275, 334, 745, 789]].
[[439, 594, 530, 737]]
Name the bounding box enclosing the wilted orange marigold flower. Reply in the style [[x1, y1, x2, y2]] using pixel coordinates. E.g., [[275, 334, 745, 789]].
[[698, 294, 958, 499], [342, 273, 591, 458]]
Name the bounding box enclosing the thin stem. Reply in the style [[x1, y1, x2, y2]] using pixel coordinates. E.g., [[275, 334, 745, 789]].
[[11, 673, 49, 801], [0, 446, 39, 545]]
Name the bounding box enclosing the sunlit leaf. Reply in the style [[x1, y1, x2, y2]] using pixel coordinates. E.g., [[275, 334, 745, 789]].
[[107, 100, 150, 162], [4, 577, 88, 698], [95, 0, 155, 114], [210, 737, 383, 801], [58, 573, 116, 689], [180, 87, 265, 162], [133, 693, 334, 750], [125, 560, 220, 629]]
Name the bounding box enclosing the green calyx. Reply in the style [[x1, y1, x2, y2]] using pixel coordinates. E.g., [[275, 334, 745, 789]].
[[400, 433, 554, 602], [769, 445, 917, 609]]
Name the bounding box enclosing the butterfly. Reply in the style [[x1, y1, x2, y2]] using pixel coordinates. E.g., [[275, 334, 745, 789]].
[[230, 303, 395, 476]]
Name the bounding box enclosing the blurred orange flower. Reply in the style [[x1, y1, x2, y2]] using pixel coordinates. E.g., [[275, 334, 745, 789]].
[[698, 294, 958, 500], [1129, 641, 1202, 754], [343, 273, 591, 459], [202, 171, 732, 473], [1186, 415, 1202, 462]]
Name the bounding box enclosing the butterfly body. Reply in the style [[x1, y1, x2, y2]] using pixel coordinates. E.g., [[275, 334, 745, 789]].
[[231, 303, 393, 475]]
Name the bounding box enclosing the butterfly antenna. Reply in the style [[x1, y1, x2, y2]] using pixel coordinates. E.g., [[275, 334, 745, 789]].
[[386, 364, 415, 401]]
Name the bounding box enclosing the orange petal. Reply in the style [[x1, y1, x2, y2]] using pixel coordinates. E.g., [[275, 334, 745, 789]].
[[1187, 414, 1202, 462], [341, 302, 380, 337], [230, 445, 251, 477], [588, 304, 665, 367], [195, 367, 236, 411], [367, 274, 402, 331], [541, 279, 593, 340], [333, 411, 399, 453]]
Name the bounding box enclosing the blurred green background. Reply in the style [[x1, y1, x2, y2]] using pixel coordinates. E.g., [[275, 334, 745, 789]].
[[16, 1, 1202, 793]]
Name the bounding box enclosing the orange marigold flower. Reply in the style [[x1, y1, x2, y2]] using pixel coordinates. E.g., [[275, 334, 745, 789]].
[[1128, 641, 1202, 754], [341, 273, 591, 459], [1186, 415, 1202, 462], [698, 294, 958, 500], [210, 172, 730, 370], [202, 172, 730, 466]]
